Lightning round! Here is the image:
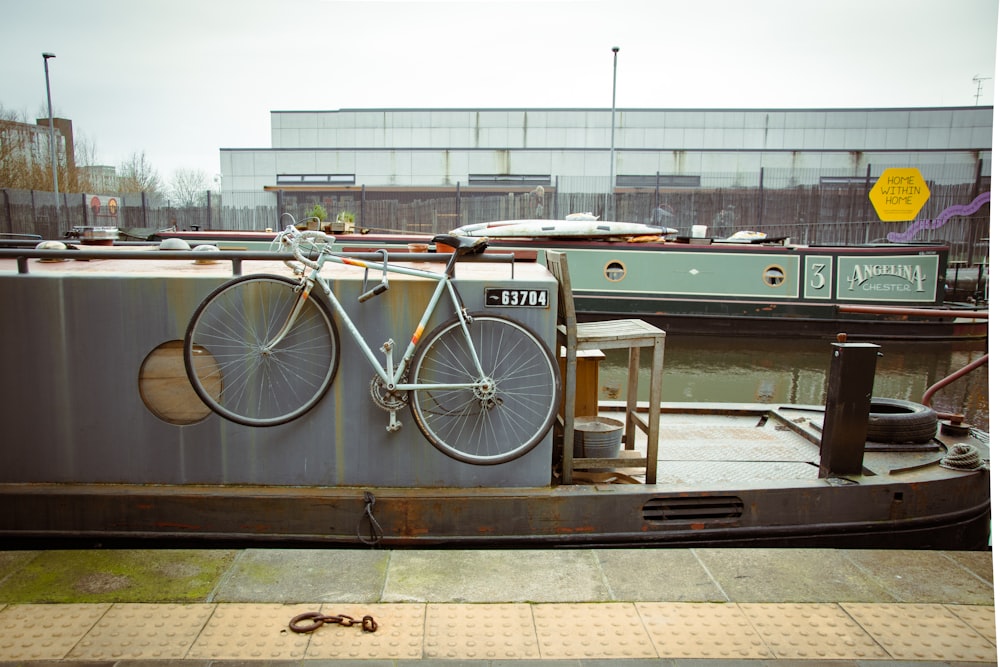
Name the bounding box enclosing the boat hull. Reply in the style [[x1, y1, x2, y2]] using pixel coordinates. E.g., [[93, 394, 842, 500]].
[[0, 474, 989, 550]]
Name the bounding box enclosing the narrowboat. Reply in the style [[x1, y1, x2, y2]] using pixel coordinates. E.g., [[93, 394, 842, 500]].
[[0, 241, 989, 549]]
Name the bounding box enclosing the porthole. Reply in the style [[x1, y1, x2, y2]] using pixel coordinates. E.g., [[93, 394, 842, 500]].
[[604, 260, 627, 282], [762, 265, 786, 287], [138, 340, 219, 425]]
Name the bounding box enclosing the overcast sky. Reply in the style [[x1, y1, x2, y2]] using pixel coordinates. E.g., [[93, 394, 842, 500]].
[[3, 0, 997, 182]]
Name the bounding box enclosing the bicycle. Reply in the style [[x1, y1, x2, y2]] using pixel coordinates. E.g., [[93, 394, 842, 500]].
[[183, 219, 560, 465]]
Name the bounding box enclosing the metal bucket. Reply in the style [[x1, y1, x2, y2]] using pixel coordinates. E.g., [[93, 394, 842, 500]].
[[573, 416, 623, 458]]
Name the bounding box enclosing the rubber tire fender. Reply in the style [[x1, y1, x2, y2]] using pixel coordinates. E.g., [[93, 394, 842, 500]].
[[866, 397, 939, 444]]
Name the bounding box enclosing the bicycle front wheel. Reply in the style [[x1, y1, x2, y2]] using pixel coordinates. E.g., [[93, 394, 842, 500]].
[[409, 313, 559, 465], [184, 274, 339, 426]]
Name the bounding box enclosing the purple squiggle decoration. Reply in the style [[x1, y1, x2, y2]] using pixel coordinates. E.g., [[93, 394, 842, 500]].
[[886, 191, 991, 242]]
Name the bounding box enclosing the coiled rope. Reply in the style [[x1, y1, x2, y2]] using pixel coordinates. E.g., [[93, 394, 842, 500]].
[[940, 443, 987, 471]]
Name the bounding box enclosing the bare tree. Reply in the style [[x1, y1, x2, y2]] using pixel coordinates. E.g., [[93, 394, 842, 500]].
[[118, 150, 162, 198], [168, 168, 210, 206]]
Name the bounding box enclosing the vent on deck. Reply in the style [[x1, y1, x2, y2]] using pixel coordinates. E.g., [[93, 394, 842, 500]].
[[642, 496, 744, 524]]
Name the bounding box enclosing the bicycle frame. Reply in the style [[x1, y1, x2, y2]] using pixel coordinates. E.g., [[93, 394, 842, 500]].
[[270, 231, 488, 430]]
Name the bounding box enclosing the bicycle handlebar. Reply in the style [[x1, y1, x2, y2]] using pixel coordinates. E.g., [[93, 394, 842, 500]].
[[281, 226, 328, 270]]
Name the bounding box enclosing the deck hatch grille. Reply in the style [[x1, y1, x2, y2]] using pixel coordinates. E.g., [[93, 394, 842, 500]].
[[642, 496, 744, 524]]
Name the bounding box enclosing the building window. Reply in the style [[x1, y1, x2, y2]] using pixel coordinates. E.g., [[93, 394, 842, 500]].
[[468, 174, 551, 187], [617, 174, 701, 188], [819, 176, 873, 187], [276, 174, 356, 185]]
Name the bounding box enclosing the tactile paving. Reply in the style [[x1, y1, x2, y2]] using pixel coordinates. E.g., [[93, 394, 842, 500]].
[[305, 603, 424, 660], [636, 601, 773, 659], [0, 603, 109, 661], [187, 603, 314, 660], [424, 603, 539, 659], [739, 602, 888, 660], [66, 602, 214, 660], [842, 602, 998, 662], [947, 603, 997, 644], [532, 602, 657, 659]]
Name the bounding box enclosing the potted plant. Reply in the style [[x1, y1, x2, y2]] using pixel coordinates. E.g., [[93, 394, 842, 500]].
[[334, 210, 356, 233], [303, 204, 327, 230]]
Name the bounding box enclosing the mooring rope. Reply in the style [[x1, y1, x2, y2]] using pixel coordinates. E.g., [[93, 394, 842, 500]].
[[357, 491, 385, 546], [940, 443, 987, 471]]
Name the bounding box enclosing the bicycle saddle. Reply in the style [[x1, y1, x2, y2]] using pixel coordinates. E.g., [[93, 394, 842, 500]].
[[432, 234, 489, 255]]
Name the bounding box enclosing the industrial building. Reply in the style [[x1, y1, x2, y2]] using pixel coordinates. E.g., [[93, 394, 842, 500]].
[[221, 106, 992, 192]]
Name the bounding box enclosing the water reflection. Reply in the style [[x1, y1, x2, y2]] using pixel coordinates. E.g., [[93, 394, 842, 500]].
[[597, 336, 989, 431]]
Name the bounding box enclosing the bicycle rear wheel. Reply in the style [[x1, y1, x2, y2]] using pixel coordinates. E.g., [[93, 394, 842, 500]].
[[409, 313, 559, 465], [184, 274, 339, 426]]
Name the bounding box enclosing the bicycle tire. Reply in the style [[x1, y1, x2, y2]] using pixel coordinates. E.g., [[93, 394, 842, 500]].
[[184, 274, 339, 426], [409, 312, 560, 465]]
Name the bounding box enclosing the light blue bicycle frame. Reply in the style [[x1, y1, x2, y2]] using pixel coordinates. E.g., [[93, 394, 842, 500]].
[[268, 238, 490, 431]]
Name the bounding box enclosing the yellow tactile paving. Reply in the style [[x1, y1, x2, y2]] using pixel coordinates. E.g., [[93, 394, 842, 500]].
[[305, 603, 424, 660], [0, 603, 109, 661], [0, 600, 996, 662], [424, 603, 539, 659], [948, 603, 998, 644], [66, 602, 215, 660], [532, 602, 657, 659], [739, 603, 889, 660], [636, 601, 773, 660], [187, 603, 313, 660], [842, 602, 998, 663]]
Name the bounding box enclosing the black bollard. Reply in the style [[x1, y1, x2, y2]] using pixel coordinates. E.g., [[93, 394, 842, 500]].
[[818, 341, 881, 478]]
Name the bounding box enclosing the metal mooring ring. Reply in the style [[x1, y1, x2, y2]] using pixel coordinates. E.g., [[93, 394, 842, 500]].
[[288, 611, 327, 633]]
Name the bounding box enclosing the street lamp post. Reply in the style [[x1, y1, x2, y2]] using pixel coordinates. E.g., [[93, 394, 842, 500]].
[[608, 46, 619, 221], [42, 52, 60, 227]]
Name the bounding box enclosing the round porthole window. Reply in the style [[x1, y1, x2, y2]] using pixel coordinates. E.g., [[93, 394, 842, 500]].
[[604, 260, 627, 282], [762, 265, 786, 287], [138, 340, 219, 425]]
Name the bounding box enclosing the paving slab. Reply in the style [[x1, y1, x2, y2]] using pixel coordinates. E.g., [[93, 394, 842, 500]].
[[66, 603, 215, 660], [842, 602, 998, 662], [843, 549, 996, 604], [0, 603, 110, 661], [596, 548, 726, 601], [0, 550, 237, 603], [0, 551, 39, 586], [211, 549, 389, 603], [383, 549, 609, 602], [739, 602, 890, 660], [693, 548, 895, 603], [306, 602, 425, 660]]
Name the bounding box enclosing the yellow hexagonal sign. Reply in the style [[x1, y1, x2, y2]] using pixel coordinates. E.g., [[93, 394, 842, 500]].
[[868, 168, 931, 222]]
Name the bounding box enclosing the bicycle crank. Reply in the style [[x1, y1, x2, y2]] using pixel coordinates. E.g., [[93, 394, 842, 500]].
[[370, 375, 408, 432]]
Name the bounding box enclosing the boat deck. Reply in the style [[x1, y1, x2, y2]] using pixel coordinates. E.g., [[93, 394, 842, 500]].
[[589, 403, 972, 486], [0, 546, 994, 664]]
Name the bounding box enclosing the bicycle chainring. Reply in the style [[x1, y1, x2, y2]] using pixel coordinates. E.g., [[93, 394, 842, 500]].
[[370, 375, 408, 412]]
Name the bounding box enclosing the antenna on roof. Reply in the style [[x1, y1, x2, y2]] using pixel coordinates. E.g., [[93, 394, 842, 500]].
[[972, 75, 991, 105]]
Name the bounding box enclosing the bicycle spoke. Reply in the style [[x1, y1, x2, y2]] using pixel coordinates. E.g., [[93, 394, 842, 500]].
[[409, 314, 558, 465], [185, 275, 339, 426]]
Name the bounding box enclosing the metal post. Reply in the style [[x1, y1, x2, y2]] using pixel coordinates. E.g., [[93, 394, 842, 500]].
[[608, 46, 619, 222], [818, 341, 881, 478], [42, 53, 60, 230]]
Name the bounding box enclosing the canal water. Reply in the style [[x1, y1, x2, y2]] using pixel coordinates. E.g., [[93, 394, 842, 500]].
[[597, 335, 989, 432]]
